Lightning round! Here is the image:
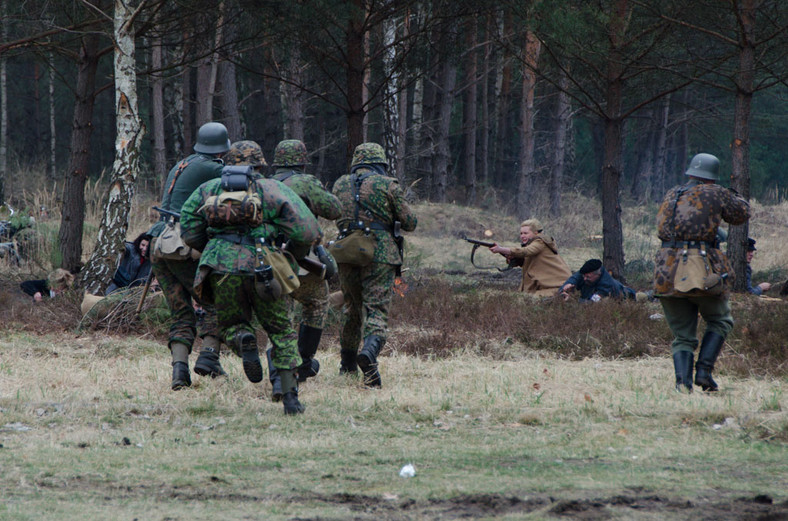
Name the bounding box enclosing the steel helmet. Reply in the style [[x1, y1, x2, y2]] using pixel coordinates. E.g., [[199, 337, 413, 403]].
[[272, 139, 309, 167], [684, 153, 719, 181], [194, 122, 231, 155], [225, 140, 267, 167], [351, 142, 387, 167]]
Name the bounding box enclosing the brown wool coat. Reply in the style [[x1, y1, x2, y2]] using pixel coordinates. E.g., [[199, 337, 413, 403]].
[[509, 235, 572, 296]]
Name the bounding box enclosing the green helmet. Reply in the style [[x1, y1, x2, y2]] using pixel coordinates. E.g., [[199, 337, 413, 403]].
[[272, 139, 309, 167], [685, 153, 719, 181], [194, 122, 231, 155], [225, 140, 267, 167], [351, 142, 387, 167]]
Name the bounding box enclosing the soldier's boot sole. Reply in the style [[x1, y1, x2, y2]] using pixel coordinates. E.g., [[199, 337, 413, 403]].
[[240, 335, 263, 383]]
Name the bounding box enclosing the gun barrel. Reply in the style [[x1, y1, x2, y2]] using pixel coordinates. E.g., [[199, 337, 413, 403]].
[[464, 237, 495, 248], [152, 206, 181, 220]]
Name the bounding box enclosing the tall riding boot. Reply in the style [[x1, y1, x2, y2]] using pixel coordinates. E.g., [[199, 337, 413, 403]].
[[170, 341, 191, 391], [339, 349, 358, 375], [296, 324, 322, 382], [672, 350, 694, 393], [234, 330, 263, 383], [695, 331, 725, 392], [279, 369, 305, 415], [266, 347, 282, 402], [194, 335, 227, 378], [358, 335, 384, 388]]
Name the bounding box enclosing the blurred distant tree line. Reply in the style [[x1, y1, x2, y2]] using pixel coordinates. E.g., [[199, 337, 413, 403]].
[[0, 0, 786, 283]]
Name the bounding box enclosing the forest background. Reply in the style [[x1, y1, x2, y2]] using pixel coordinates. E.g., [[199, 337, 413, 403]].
[[0, 0, 787, 294]]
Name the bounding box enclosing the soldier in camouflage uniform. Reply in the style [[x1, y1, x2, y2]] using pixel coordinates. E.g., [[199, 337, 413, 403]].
[[179, 162, 320, 414], [265, 139, 341, 399], [150, 122, 230, 391], [654, 153, 750, 393], [332, 142, 417, 388]]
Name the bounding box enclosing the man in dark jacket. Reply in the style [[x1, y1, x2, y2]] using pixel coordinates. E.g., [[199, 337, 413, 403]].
[[150, 121, 230, 390], [560, 259, 635, 302]]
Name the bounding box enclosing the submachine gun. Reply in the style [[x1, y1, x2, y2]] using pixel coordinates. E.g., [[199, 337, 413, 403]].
[[462, 234, 522, 271]]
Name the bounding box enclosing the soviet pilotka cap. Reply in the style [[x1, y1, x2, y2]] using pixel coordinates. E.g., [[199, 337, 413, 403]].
[[579, 259, 603, 274]]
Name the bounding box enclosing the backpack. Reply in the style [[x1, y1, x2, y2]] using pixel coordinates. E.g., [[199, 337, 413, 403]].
[[199, 166, 264, 227]]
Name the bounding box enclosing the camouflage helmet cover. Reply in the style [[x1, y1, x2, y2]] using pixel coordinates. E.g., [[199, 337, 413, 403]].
[[351, 142, 387, 167], [194, 122, 231, 154], [272, 139, 309, 167], [225, 140, 267, 167], [684, 153, 720, 181]]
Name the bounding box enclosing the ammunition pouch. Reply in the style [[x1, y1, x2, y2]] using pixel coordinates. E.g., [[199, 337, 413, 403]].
[[328, 229, 376, 266]]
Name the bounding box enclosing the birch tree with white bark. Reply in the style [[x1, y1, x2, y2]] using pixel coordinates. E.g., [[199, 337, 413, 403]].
[[80, 0, 145, 293]]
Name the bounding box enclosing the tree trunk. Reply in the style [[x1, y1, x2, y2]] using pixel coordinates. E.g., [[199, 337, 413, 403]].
[[0, 1, 7, 204], [345, 0, 366, 163], [220, 60, 243, 141], [49, 51, 57, 179], [150, 29, 167, 186], [415, 72, 436, 200], [601, 0, 629, 282], [654, 94, 670, 198], [219, 4, 242, 141], [630, 112, 655, 202], [383, 17, 402, 180], [432, 58, 457, 203], [479, 13, 493, 187], [59, 32, 100, 274], [196, 3, 225, 127], [729, 0, 755, 292], [280, 48, 305, 141], [549, 68, 570, 218], [81, 0, 145, 293], [516, 30, 540, 219], [463, 15, 478, 204], [493, 9, 513, 188]]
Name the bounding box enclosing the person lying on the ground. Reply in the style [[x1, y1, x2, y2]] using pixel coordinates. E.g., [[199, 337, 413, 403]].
[[560, 258, 636, 302], [20, 268, 74, 302], [745, 238, 771, 296]]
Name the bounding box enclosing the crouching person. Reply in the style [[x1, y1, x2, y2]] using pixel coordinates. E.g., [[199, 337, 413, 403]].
[[180, 164, 320, 414]]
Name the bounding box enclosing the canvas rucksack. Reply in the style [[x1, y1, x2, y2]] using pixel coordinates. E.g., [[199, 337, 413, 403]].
[[199, 166, 264, 227]]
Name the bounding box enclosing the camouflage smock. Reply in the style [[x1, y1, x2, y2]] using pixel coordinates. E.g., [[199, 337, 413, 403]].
[[653, 179, 749, 296], [149, 153, 224, 237], [332, 167, 417, 265], [179, 176, 320, 300], [273, 167, 341, 222]]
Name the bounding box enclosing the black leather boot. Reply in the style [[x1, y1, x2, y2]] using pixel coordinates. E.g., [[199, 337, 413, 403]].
[[266, 347, 282, 402], [171, 361, 191, 390], [296, 324, 322, 382], [193, 335, 227, 378], [672, 351, 694, 393], [280, 369, 305, 415], [339, 349, 358, 375], [234, 330, 263, 383], [695, 331, 725, 392], [358, 335, 384, 388]]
